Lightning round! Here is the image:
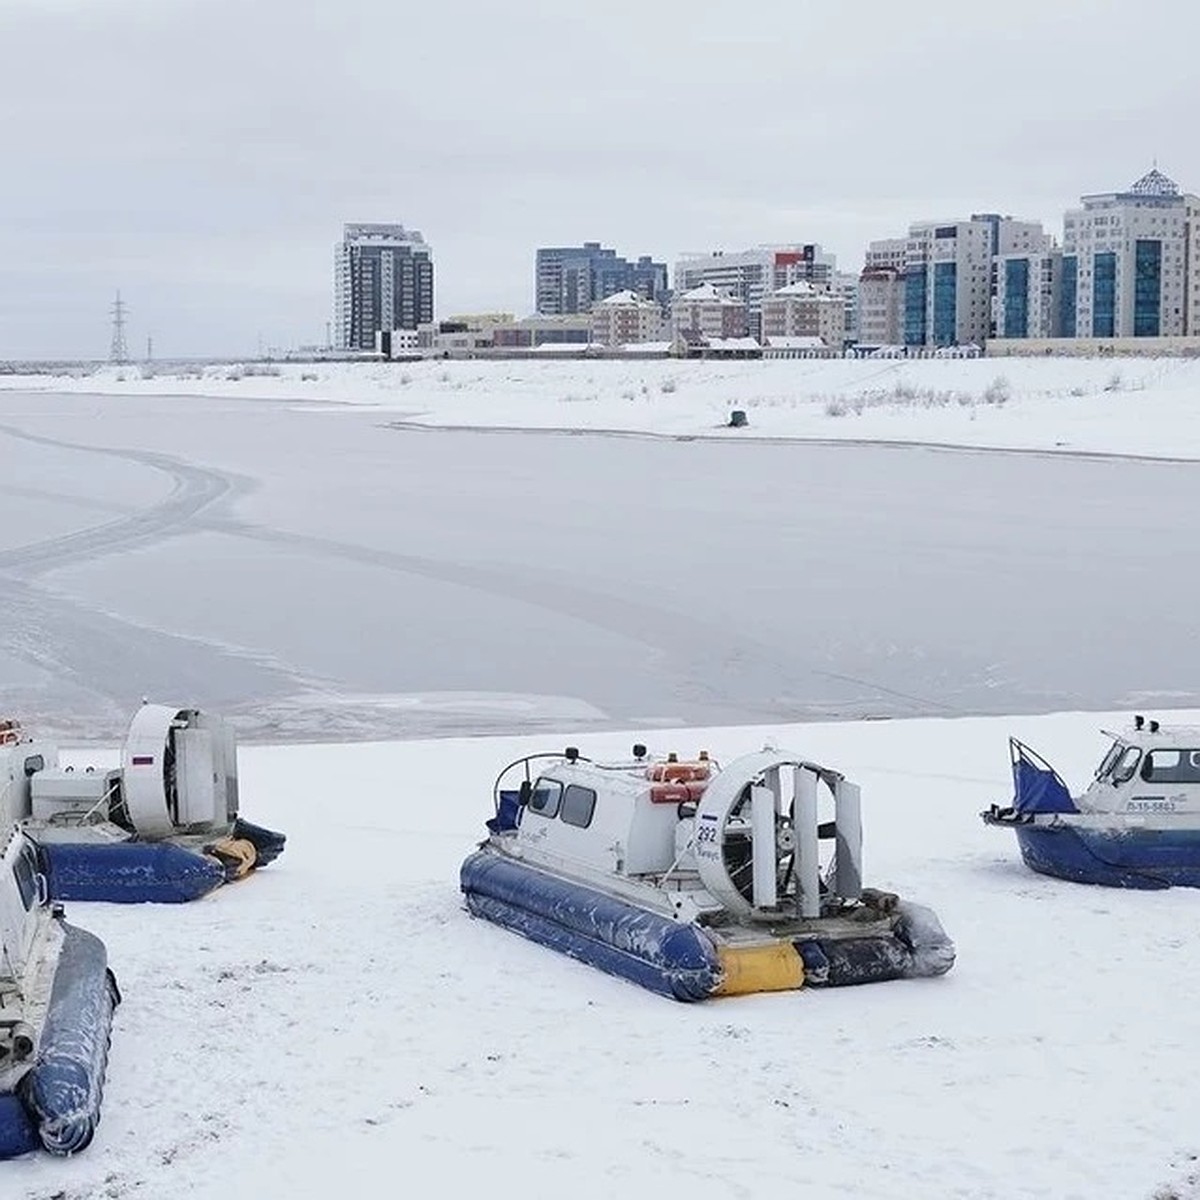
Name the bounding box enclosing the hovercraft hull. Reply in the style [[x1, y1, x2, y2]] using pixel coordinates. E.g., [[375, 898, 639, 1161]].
[[39, 819, 287, 904], [0, 922, 120, 1158], [461, 850, 953, 1000], [1015, 823, 1200, 889]]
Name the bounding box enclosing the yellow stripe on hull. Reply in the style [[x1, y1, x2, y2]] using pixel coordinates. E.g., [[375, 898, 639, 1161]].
[[714, 942, 804, 996]]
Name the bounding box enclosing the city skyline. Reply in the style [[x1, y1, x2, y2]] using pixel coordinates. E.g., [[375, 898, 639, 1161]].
[[1, 0, 1196, 359]]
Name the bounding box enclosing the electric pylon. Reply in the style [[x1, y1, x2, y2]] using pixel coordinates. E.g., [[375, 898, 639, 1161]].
[[109, 291, 129, 364]]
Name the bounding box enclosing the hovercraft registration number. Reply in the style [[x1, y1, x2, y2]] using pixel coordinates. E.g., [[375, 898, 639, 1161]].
[[1126, 797, 1177, 813]]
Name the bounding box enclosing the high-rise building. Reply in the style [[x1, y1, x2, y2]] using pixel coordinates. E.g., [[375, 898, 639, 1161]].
[[857, 266, 906, 346], [535, 243, 668, 315], [864, 238, 907, 271], [1061, 168, 1200, 339], [334, 223, 434, 351], [900, 215, 1050, 347], [674, 245, 835, 341], [992, 228, 1061, 340]]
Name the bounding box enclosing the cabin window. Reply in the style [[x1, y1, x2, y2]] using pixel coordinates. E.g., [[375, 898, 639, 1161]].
[[1139, 749, 1200, 784], [1111, 746, 1142, 783], [12, 847, 39, 912], [527, 778, 562, 819], [1095, 741, 1123, 780], [560, 785, 597, 829]]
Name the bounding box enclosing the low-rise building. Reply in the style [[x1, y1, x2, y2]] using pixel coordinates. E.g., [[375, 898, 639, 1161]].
[[759, 282, 846, 347], [491, 314, 592, 348], [590, 290, 668, 346], [671, 283, 748, 344]]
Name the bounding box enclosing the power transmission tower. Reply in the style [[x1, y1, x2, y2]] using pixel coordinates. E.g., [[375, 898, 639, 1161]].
[[109, 291, 130, 364]]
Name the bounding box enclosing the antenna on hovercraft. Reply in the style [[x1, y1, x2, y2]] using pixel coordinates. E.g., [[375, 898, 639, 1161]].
[[1150, 720, 1160, 733], [1134, 715, 1145, 730], [564, 746, 579, 763], [632, 744, 647, 760]]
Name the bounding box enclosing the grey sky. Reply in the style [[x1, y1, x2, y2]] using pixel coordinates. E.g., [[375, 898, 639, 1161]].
[[1, 0, 1193, 359]]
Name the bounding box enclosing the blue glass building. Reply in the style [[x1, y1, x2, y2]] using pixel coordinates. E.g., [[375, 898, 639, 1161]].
[[535, 244, 668, 315]]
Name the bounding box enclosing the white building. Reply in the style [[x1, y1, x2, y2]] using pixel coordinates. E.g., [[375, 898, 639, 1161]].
[[864, 238, 907, 271], [674, 245, 835, 340], [832, 270, 859, 344], [856, 266, 906, 347], [1061, 168, 1200, 339], [896, 214, 1052, 347], [590, 290, 668, 346], [993, 233, 1061, 340], [671, 283, 748, 343], [901, 218, 993, 347], [760, 282, 846, 347]]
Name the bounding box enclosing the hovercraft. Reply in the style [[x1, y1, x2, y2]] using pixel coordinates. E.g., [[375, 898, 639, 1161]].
[[0, 825, 120, 1158], [1, 704, 285, 903], [984, 715, 1200, 888], [461, 744, 955, 1000]]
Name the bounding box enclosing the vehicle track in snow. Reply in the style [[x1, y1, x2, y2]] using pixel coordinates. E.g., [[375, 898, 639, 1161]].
[[0, 422, 253, 577], [0, 422, 321, 734]]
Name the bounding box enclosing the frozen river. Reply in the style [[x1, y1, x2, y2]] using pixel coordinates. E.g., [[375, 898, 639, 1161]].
[[2, 388, 1198, 742]]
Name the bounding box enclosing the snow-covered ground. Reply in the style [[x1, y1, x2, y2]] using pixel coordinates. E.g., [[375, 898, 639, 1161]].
[[9, 709, 1200, 1199], [4, 358, 1200, 1196], [6, 354, 1200, 459]]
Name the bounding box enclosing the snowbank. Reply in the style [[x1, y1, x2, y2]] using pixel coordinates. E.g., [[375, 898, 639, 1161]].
[[5, 354, 1200, 461]]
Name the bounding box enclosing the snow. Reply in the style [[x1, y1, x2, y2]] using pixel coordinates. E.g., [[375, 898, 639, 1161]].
[[5, 709, 1200, 1199], [3, 357, 1200, 1195], [7, 353, 1200, 459]]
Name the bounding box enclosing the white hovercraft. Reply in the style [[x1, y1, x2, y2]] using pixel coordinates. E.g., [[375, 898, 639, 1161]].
[[0, 824, 119, 1158], [985, 714, 1200, 888], [461, 743, 955, 1000], [0, 704, 285, 903]]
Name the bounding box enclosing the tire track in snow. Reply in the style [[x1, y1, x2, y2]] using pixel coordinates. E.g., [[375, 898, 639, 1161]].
[[0, 422, 253, 577], [0, 422, 320, 729]]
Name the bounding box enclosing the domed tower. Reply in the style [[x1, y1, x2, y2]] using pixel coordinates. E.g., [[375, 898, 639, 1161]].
[[1061, 166, 1199, 340]]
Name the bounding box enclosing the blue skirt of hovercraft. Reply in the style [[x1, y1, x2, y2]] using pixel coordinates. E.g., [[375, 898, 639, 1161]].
[[461, 850, 722, 1001], [0, 922, 120, 1158], [1016, 824, 1200, 888], [41, 842, 225, 903]]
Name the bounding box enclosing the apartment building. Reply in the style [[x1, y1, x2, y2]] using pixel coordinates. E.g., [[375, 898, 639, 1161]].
[[535, 243, 668, 315], [671, 283, 748, 343], [590, 290, 668, 346], [898, 215, 1055, 347], [333, 223, 433, 351], [993, 228, 1061, 339], [674, 245, 835, 340], [759, 282, 846, 346], [864, 238, 907, 271], [857, 266, 906, 346]]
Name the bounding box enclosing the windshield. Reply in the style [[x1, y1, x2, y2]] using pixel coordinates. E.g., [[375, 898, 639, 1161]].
[[1110, 746, 1142, 784], [1095, 740, 1124, 780]]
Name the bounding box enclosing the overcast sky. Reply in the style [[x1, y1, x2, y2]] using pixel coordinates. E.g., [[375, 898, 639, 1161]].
[[1, 0, 1194, 360]]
